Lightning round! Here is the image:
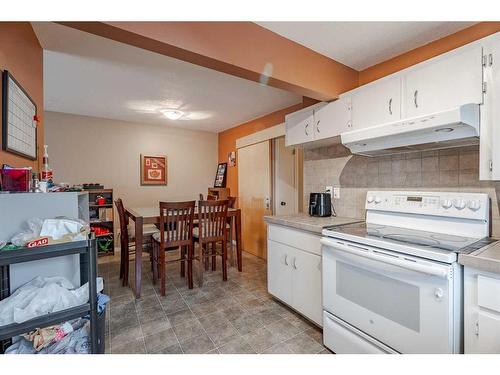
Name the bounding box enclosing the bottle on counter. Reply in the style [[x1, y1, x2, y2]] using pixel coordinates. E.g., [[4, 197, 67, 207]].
[[41, 144, 53, 186]]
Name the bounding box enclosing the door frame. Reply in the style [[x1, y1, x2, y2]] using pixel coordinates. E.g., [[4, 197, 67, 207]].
[[236, 124, 303, 216]]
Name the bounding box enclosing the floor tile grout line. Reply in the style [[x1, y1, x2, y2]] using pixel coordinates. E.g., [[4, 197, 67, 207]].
[[175, 264, 225, 353], [153, 272, 185, 354], [101, 251, 325, 354]]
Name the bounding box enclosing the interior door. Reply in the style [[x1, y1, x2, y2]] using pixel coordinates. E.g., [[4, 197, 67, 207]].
[[313, 97, 352, 139], [291, 249, 323, 326], [273, 136, 297, 216], [404, 44, 483, 118], [351, 76, 401, 130], [238, 140, 272, 259]]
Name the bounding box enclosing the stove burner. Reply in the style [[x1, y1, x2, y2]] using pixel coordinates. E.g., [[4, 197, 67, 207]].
[[381, 234, 441, 247]]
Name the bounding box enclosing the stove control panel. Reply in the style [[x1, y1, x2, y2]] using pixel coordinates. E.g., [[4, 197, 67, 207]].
[[365, 191, 489, 220]]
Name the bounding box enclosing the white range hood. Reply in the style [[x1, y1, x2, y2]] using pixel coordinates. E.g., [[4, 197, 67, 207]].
[[341, 103, 480, 156]]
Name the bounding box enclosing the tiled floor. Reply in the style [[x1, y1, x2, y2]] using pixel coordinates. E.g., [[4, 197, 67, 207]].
[[98, 249, 331, 354]]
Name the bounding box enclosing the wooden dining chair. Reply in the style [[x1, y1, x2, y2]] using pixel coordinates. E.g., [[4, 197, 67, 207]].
[[194, 199, 229, 286], [226, 196, 237, 266], [114, 198, 159, 287], [152, 201, 196, 296]]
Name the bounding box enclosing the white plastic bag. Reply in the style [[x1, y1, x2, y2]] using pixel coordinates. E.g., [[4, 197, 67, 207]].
[[40, 218, 87, 240], [0, 276, 103, 325], [10, 218, 44, 246]]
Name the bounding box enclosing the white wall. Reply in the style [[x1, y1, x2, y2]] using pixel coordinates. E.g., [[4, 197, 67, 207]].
[[44, 111, 218, 208]]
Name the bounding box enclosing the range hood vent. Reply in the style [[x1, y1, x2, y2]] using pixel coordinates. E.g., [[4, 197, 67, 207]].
[[341, 104, 480, 157]]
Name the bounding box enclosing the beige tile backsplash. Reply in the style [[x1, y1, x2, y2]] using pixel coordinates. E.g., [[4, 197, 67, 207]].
[[303, 144, 500, 237]]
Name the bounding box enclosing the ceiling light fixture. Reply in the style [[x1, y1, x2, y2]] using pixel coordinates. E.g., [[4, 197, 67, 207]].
[[161, 109, 184, 120]]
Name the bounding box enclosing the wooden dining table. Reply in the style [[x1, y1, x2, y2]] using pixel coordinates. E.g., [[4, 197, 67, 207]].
[[125, 205, 242, 298]]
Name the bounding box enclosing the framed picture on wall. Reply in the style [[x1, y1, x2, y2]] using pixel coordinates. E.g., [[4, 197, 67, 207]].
[[213, 162, 227, 188], [2, 70, 38, 160], [140, 154, 167, 185], [228, 151, 236, 167]]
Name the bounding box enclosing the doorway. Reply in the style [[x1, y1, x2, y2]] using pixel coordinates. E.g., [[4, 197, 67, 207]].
[[237, 135, 302, 260]]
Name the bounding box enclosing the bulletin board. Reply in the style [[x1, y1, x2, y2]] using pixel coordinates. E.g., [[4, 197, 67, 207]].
[[2, 70, 38, 160]]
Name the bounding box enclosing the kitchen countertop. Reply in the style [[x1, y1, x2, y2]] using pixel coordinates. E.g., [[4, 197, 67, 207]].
[[459, 239, 500, 274], [264, 213, 361, 234]]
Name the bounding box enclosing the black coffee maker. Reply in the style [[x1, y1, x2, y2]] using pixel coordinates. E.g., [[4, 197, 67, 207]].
[[309, 193, 332, 217]]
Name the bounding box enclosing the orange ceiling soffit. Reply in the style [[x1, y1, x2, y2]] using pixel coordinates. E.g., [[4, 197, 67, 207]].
[[57, 21, 358, 101], [359, 22, 500, 85]]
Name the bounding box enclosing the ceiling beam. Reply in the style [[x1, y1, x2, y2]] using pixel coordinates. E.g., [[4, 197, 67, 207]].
[[57, 21, 358, 102]]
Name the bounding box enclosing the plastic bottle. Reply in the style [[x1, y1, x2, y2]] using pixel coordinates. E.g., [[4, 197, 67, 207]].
[[41, 145, 53, 184]]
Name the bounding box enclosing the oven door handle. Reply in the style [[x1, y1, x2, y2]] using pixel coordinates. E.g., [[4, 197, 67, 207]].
[[321, 238, 449, 279]]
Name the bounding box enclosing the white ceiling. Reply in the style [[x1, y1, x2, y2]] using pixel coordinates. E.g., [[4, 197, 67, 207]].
[[31, 22, 302, 133], [257, 22, 476, 70]]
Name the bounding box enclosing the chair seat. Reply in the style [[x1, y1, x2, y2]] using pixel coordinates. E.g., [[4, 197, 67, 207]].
[[151, 231, 188, 244], [126, 224, 159, 240], [193, 225, 231, 239]]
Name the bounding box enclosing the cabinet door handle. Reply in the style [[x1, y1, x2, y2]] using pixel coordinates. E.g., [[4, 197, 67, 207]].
[[305, 123, 309, 136], [414, 90, 419, 108], [347, 121, 352, 128], [284, 254, 288, 266], [293, 257, 297, 269], [316, 120, 320, 133], [388, 98, 393, 115], [475, 321, 479, 337]]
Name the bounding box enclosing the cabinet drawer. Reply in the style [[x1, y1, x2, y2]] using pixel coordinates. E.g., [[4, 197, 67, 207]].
[[478, 275, 500, 312], [268, 224, 321, 255]]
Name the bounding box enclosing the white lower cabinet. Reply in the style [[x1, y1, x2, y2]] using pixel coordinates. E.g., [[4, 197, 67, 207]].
[[267, 240, 293, 306], [464, 266, 500, 353], [267, 224, 322, 326], [291, 248, 322, 325]]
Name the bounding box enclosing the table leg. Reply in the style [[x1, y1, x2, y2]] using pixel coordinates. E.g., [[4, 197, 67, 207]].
[[229, 217, 234, 267], [235, 211, 242, 272], [135, 216, 143, 299]]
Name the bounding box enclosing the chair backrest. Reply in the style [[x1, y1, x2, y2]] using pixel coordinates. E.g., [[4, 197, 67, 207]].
[[159, 201, 196, 249], [227, 196, 237, 208], [198, 200, 229, 243], [114, 198, 129, 241]]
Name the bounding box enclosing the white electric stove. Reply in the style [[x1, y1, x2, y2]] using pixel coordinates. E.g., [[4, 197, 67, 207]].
[[321, 191, 494, 354]]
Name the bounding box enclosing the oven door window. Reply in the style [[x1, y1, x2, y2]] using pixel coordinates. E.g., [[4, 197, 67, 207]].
[[337, 261, 421, 332]]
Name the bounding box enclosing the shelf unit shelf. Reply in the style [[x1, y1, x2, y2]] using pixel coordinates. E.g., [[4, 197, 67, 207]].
[[87, 189, 115, 257], [0, 239, 99, 353]]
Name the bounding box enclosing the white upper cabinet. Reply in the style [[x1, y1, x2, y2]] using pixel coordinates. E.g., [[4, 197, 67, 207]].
[[314, 97, 352, 140], [404, 45, 484, 118], [285, 107, 315, 147], [351, 76, 401, 130]]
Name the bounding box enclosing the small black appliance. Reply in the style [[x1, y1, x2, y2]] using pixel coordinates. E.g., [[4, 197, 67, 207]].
[[309, 192, 332, 217]]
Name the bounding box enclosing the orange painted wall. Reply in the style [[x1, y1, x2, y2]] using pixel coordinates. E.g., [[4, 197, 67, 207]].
[[0, 22, 43, 171], [218, 22, 500, 202], [218, 98, 316, 199], [359, 22, 500, 85]]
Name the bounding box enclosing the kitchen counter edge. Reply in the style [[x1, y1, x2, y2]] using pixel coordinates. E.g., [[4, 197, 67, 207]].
[[459, 239, 500, 274], [264, 214, 361, 235]]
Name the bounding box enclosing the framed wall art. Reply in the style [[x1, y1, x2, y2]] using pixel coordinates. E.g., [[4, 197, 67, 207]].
[[213, 162, 227, 188], [228, 151, 236, 167], [140, 154, 167, 185]]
